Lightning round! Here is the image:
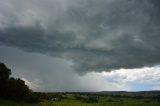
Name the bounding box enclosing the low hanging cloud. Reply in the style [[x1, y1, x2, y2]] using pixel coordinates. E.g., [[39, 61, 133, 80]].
[[1, 45, 160, 91], [21, 66, 160, 91], [0, 0, 160, 73]]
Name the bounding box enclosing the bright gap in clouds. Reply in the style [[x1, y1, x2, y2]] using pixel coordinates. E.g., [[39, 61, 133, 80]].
[[100, 67, 160, 91]]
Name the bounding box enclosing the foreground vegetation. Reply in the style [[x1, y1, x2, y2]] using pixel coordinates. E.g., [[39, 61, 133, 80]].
[[42, 92, 160, 106], [1, 91, 160, 106], [0, 63, 43, 103]]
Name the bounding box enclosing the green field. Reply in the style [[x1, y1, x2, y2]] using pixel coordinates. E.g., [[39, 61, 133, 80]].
[[1, 101, 160, 106], [45, 97, 160, 106], [1, 100, 159, 106], [1, 92, 160, 106]]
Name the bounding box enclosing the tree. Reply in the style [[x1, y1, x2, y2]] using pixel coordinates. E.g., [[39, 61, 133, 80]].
[[0, 62, 32, 101], [0, 63, 11, 98], [0, 63, 11, 81], [6, 77, 30, 101]]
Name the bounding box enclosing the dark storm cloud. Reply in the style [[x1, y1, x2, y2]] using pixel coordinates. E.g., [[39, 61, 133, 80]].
[[0, 0, 160, 73]]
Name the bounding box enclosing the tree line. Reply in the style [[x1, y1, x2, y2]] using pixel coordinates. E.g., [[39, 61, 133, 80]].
[[0, 62, 40, 102]]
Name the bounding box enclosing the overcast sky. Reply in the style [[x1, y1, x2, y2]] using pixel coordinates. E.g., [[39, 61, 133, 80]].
[[0, 0, 160, 92]]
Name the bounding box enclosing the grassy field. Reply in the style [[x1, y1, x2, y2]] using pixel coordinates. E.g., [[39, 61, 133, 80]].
[[1, 99, 160, 106], [1, 92, 160, 106], [39, 99, 160, 106]]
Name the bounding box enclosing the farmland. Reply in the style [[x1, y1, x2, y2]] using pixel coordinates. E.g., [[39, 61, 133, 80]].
[[1, 91, 160, 106]]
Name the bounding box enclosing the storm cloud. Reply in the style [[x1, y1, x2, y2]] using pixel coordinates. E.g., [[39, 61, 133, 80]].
[[0, 0, 160, 73]]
